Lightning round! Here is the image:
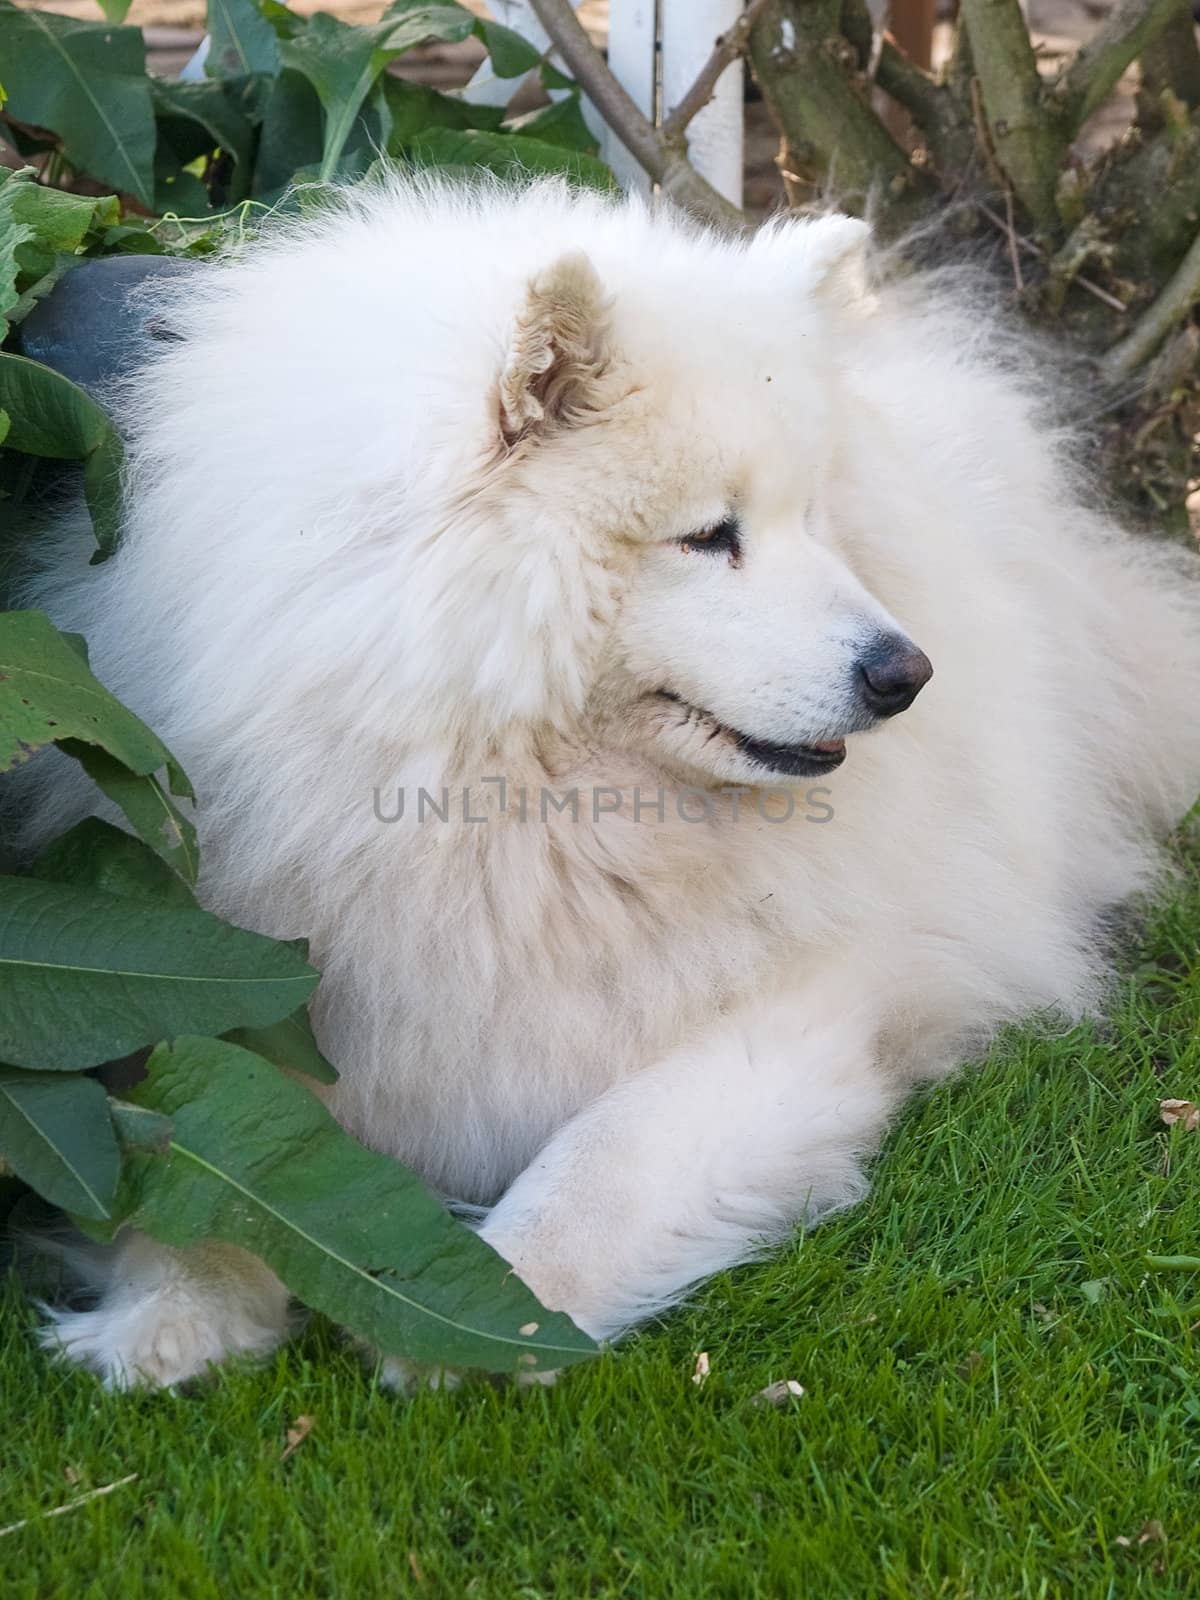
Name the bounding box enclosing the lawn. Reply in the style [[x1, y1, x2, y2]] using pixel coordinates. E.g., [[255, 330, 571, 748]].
[[2, 842, 1198, 1599]]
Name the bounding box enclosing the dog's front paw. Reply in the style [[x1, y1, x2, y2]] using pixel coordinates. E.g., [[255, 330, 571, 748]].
[[372, 1355, 559, 1394], [40, 1292, 287, 1390], [375, 1355, 464, 1395]]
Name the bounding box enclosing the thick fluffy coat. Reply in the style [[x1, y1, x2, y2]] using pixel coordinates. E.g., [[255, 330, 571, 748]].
[[21, 179, 1200, 1386]]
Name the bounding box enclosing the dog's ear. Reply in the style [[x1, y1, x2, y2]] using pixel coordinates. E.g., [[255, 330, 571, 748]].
[[804, 215, 872, 311], [498, 251, 611, 447]]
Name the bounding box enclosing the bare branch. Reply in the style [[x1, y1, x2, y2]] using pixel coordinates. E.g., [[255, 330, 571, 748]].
[[747, 0, 928, 229], [1101, 228, 1200, 378], [661, 0, 774, 145], [958, 0, 1063, 229], [1054, 0, 1185, 132], [873, 37, 943, 128], [527, 0, 746, 231], [1138, 8, 1200, 118]]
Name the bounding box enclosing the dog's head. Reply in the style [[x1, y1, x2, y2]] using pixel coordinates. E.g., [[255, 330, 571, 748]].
[[463, 207, 931, 788]]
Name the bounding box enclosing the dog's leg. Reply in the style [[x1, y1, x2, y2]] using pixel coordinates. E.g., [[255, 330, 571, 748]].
[[39, 1231, 293, 1388], [479, 994, 901, 1342]]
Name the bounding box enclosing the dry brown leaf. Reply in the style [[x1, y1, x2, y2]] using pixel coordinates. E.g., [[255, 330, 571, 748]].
[[752, 1378, 805, 1407], [281, 1415, 315, 1461], [692, 1351, 710, 1386], [1160, 1099, 1199, 1132], [408, 1551, 426, 1584], [1138, 1520, 1166, 1546]]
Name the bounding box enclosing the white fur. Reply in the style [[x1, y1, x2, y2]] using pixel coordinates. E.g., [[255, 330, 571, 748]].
[[18, 178, 1200, 1386]]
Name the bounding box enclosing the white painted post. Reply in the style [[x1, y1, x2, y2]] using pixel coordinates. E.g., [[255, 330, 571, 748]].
[[661, 0, 744, 208], [601, 0, 657, 196]]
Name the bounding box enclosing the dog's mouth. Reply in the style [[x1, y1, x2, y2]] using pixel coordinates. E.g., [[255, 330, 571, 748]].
[[654, 691, 847, 777]]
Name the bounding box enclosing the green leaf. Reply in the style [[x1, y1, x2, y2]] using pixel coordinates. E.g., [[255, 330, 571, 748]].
[[227, 1009, 338, 1084], [378, 0, 477, 43], [540, 60, 576, 93], [35, 832, 336, 1085], [0, 1065, 120, 1219], [405, 127, 616, 191], [280, 2, 476, 182], [0, 171, 36, 342], [476, 18, 543, 79], [0, 610, 177, 774], [0, 177, 122, 329], [32, 817, 198, 909], [0, 409, 8, 446], [0, 1, 156, 206], [0, 356, 125, 556], [0, 610, 196, 877], [0, 877, 320, 1071], [508, 95, 598, 155], [251, 69, 325, 197], [109, 1097, 172, 1154], [62, 744, 199, 885], [126, 1036, 597, 1372], [380, 77, 504, 150], [151, 77, 261, 201], [206, 0, 281, 78], [96, 0, 134, 19]]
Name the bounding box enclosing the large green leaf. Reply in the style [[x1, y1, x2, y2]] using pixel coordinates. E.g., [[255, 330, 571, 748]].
[[226, 1010, 338, 1085], [0, 170, 35, 342], [0, 1065, 120, 1219], [0, 610, 178, 774], [206, 0, 281, 78], [0, 1, 156, 206], [0, 610, 196, 877], [251, 69, 324, 197], [0, 357, 125, 557], [0, 175, 121, 333], [406, 127, 616, 191], [0, 877, 319, 1070], [151, 77, 262, 205], [126, 1036, 597, 1373], [509, 95, 599, 155], [475, 18, 543, 79], [31, 819, 336, 1084], [32, 817, 197, 909], [279, 2, 476, 182]]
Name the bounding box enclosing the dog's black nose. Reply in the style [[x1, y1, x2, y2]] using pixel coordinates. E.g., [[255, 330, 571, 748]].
[[857, 635, 933, 718]]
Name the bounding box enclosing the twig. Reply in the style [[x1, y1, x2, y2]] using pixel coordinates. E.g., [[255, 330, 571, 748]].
[[1054, 0, 1183, 132], [1101, 228, 1200, 379], [975, 200, 1128, 311], [527, 0, 746, 231], [1003, 188, 1024, 293], [0, 1475, 139, 1538], [661, 0, 773, 144]]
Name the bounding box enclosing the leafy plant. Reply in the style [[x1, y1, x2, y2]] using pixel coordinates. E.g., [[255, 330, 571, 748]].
[[0, 0, 603, 1378], [0, 0, 613, 210]]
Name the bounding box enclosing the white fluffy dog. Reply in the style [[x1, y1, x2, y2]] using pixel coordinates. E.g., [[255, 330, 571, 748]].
[[21, 178, 1200, 1387]]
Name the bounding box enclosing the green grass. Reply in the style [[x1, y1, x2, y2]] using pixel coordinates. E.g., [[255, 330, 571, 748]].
[[3, 850, 1199, 1599]]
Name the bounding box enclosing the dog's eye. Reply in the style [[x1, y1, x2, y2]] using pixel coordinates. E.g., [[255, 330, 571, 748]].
[[680, 517, 741, 559]]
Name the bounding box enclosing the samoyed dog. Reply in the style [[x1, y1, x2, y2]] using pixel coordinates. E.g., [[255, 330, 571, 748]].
[[19, 178, 1200, 1388]]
